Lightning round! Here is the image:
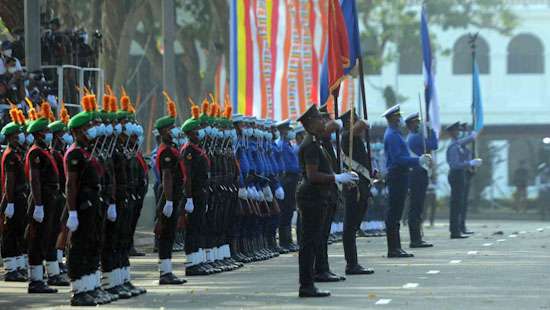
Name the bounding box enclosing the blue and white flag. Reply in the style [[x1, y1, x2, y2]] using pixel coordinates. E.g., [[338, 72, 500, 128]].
[[420, 5, 441, 136]]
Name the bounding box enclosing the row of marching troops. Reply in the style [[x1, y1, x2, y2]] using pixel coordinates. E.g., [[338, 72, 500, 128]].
[[0, 90, 150, 306]]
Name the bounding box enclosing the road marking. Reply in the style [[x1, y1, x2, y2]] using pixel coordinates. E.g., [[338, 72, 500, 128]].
[[467, 251, 478, 255], [402, 283, 419, 289], [508, 234, 518, 238], [496, 239, 506, 242], [483, 243, 493, 247], [427, 270, 440, 274], [537, 228, 544, 232], [375, 299, 392, 305], [519, 231, 527, 234], [449, 260, 462, 264]]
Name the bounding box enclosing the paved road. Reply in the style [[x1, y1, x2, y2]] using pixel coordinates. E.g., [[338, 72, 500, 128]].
[[1, 220, 550, 309]]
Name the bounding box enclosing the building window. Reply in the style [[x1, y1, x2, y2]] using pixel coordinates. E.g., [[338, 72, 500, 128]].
[[507, 34, 544, 74], [452, 34, 490, 75], [398, 34, 422, 75]]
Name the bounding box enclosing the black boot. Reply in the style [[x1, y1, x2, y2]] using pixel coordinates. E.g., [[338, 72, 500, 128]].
[[5, 270, 27, 282], [159, 272, 187, 285], [409, 224, 433, 248], [47, 274, 70, 286], [387, 226, 414, 258], [71, 292, 98, 306], [299, 285, 331, 298], [28, 280, 58, 293]]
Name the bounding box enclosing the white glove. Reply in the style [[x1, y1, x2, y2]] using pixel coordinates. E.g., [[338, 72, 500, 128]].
[[247, 187, 255, 200], [334, 172, 359, 185], [185, 198, 194, 213], [4, 203, 14, 219], [238, 188, 248, 200], [334, 119, 343, 129], [275, 186, 285, 200], [370, 187, 378, 196], [257, 189, 265, 201], [471, 131, 478, 140], [419, 154, 432, 169], [469, 158, 483, 168], [107, 204, 117, 222], [262, 186, 273, 202], [162, 200, 174, 218], [66, 211, 79, 232], [33, 205, 44, 223]]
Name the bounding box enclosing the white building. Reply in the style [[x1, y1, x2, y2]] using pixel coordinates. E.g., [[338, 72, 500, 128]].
[[363, 5, 550, 199]]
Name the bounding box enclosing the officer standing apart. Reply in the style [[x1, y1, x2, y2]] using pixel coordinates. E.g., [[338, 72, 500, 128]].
[[340, 109, 375, 275], [405, 112, 438, 248], [445, 122, 481, 239], [295, 105, 358, 298], [383, 105, 431, 258]]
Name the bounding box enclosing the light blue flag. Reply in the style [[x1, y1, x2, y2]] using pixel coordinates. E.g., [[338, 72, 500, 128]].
[[472, 59, 484, 132]]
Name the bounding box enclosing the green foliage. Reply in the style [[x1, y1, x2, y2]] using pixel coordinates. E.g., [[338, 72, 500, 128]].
[[357, 0, 518, 71]]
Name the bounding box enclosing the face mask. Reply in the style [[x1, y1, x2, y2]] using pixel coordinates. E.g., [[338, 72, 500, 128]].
[[24, 80, 29, 88], [26, 134, 34, 145], [124, 123, 134, 136], [97, 124, 106, 136], [17, 132, 25, 145], [287, 131, 296, 140], [114, 123, 122, 135], [267, 132, 273, 140], [3, 49, 12, 57], [7, 67, 16, 74], [330, 132, 337, 142], [44, 132, 53, 144], [170, 127, 180, 140], [136, 125, 144, 136], [398, 118, 405, 128], [274, 131, 280, 139], [62, 133, 73, 145], [197, 129, 205, 140], [85, 126, 97, 140], [104, 124, 113, 136], [137, 136, 144, 146]]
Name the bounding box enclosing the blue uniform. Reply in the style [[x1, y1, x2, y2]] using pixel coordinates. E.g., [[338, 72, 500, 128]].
[[406, 128, 439, 244], [447, 134, 475, 236], [406, 128, 438, 156], [384, 126, 420, 170], [383, 125, 419, 234], [279, 139, 299, 174]]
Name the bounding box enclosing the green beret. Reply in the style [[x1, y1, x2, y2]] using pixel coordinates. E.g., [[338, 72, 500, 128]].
[[199, 113, 210, 123], [116, 110, 129, 120], [181, 118, 200, 132], [27, 118, 49, 134], [1, 122, 21, 136], [48, 120, 67, 133], [154, 116, 175, 130], [68, 111, 92, 130]]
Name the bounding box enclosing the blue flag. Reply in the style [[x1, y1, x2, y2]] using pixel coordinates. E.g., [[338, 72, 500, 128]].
[[320, 0, 360, 105], [420, 5, 441, 136], [472, 59, 484, 131]]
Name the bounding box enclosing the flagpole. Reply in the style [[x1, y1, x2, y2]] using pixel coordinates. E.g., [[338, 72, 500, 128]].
[[355, 29, 373, 176], [469, 32, 478, 158], [333, 89, 343, 173]]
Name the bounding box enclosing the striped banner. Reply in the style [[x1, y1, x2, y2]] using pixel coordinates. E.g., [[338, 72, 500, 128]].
[[230, 0, 330, 120]]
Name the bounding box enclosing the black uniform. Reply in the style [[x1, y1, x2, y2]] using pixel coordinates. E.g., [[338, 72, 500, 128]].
[[341, 130, 371, 267], [1, 146, 27, 269], [65, 144, 102, 281], [181, 142, 209, 255], [296, 133, 333, 289], [314, 138, 338, 276], [25, 143, 60, 269], [156, 143, 184, 260]]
